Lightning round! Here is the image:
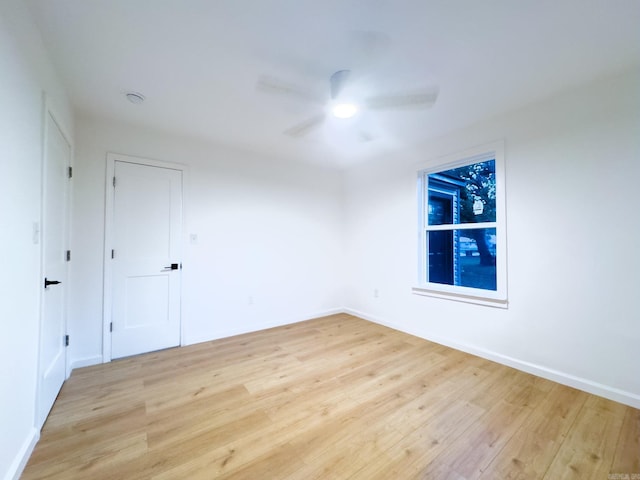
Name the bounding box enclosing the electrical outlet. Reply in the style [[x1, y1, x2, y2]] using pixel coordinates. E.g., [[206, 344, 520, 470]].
[[189, 233, 198, 245], [248, 296, 254, 305], [374, 288, 379, 298]]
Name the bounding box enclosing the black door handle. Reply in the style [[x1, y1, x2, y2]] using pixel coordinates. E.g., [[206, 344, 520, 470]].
[[162, 263, 179, 271], [44, 278, 61, 288]]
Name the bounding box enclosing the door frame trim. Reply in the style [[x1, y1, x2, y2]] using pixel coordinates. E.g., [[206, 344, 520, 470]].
[[36, 94, 73, 429], [102, 153, 186, 363]]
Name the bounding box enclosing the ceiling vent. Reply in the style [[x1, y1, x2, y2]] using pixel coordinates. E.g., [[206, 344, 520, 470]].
[[125, 92, 145, 104]]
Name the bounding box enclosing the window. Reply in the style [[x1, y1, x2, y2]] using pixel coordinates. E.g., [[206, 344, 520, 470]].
[[414, 141, 507, 307]]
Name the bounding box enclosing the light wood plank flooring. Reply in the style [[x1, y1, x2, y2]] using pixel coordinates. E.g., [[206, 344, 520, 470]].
[[22, 314, 639, 479]]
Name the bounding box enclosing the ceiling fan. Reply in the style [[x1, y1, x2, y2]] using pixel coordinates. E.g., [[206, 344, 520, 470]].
[[257, 69, 438, 139]]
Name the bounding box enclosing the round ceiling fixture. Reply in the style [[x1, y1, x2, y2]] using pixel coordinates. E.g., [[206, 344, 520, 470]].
[[332, 102, 358, 119], [125, 92, 145, 104]]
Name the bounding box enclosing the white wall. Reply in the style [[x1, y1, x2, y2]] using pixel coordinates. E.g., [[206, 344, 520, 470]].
[[69, 117, 345, 367], [0, 1, 73, 479], [343, 69, 640, 407]]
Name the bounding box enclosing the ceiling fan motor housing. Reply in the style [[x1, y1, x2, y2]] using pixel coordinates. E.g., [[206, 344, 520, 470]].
[[330, 70, 351, 99]]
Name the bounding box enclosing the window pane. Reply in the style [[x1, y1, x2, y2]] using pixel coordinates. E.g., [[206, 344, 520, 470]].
[[428, 228, 497, 291], [427, 159, 496, 225], [428, 230, 454, 285]]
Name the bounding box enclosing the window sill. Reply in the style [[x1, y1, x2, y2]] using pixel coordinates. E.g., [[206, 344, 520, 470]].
[[412, 286, 508, 309]]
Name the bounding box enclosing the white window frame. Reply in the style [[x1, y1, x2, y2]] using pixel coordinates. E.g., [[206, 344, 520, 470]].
[[413, 141, 508, 308]]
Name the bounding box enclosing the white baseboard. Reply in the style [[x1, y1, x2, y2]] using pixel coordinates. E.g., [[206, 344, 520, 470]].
[[183, 307, 345, 346], [5, 427, 39, 480], [69, 355, 103, 373], [344, 307, 640, 409]]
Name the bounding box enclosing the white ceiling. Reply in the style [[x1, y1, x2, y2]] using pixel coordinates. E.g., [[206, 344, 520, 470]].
[[26, 0, 640, 168]]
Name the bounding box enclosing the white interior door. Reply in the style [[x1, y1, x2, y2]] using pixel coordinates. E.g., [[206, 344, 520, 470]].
[[111, 160, 182, 359], [37, 112, 70, 428]]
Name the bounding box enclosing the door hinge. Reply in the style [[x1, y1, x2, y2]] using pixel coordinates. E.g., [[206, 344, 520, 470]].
[[113, 176, 116, 187], [110, 322, 113, 333], [68, 166, 73, 179], [66, 250, 71, 261], [111, 249, 115, 259], [64, 334, 69, 347]]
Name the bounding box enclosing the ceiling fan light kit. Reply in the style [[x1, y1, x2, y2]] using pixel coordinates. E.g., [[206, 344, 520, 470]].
[[332, 102, 358, 119]]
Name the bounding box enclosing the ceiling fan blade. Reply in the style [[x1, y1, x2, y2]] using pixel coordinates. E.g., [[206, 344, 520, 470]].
[[364, 90, 438, 110], [330, 70, 351, 99], [256, 75, 322, 104], [348, 31, 391, 67], [283, 113, 326, 138], [358, 131, 375, 143]]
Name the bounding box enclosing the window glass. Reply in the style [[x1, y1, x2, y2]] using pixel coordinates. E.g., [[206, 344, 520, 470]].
[[427, 228, 496, 290], [427, 160, 496, 225]]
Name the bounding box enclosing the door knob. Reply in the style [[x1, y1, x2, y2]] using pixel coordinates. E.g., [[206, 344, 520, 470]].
[[44, 278, 61, 288], [162, 263, 179, 271]]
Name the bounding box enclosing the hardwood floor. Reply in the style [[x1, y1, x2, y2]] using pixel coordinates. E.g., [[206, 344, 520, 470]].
[[22, 314, 639, 479]]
